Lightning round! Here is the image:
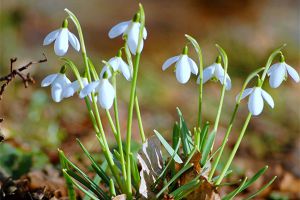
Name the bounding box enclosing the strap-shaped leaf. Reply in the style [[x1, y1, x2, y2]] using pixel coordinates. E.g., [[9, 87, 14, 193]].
[[243, 176, 277, 200], [177, 108, 193, 156], [222, 177, 248, 200], [154, 130, 183, 163], [199, 121, 210, 152], [77, 139, 110, 186], [200, 130, 216, 166]]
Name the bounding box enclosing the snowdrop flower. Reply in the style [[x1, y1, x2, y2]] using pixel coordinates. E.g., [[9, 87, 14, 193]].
[[100, 51, 131, 80], [43, 19, 80, 56], [79, 73, 115, 109], [108, 13, 147, 55], [237, 87, 274, 116], [63, 77, 89, 98], [41, 66, 71, 102], [198, 56, 231, 90], [267, 55, 299, 88], [162, 46, 198, 84]]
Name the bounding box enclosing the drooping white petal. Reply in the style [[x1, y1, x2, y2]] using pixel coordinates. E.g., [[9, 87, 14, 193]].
[[269, 63, 286, 88], [127, 22, 140, 55], [63, 80, 80, 98], [119, 59, 131, 80], [267, 63, 280, 75], [79, 81, 100, 98], [261, 89, 274, 108], [108, 21, 130, 38], [236, 88, 253, 102], [215, 63, 226, 83], [68, 31, 80, 51], [188, 58, 198, 75], [98, 79, 115, 109], [285, 63, 300, 83], [143, 27, 147, 39], [41, 74, 58, 87], [175, 55, 191, 84], [54, 28, 69, 56], [108, 57, 120, 71], [162, 56, 180, 71], [201, 65, 215, 84], [43, 29, 59, 46], [51, 83, 64, 102], [248, 87, 264, 116], [224, 74, 232, 91]]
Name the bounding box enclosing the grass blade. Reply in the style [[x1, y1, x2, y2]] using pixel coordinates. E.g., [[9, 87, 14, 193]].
[[222, 177, 248, 200]]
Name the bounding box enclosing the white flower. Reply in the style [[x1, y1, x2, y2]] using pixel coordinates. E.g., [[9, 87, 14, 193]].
[[108, 16, 147, 55], [43, 20, 80, 56], [41, 73, 71, 102], [198, 62, 231, 90], [63, 77, 89, 98], [162, 48, 198, 84], [267, 62, 299, 88], [237, 87, 274, 116], [100, 56, 131, 80], [79, 78, 115, 109]]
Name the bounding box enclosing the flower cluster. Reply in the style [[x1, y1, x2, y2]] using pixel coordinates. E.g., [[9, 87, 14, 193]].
[[162, 48, 298, 116], [41, 13, 146, 109]]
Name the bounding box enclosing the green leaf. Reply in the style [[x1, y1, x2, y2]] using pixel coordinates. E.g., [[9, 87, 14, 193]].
[[152, 138, 182, 189], [130, 153, 140, 190], [199, 121, 210, 152], [222, 177, 248, 200], [243, 176, 277, 200], [154, 130, 183, 163], [58, 150, 109, 199], [76, 139, 110, 186], [200, 130, 216, 166], [63, 169, 99, 200], [156, 163, 193, 198], [176, 108, 193, 156], [66, 169, 110, 200], [172, 122, 180, 150], [59, 150, 76, 200], [88, 57, 99, 80], [109, 178, 116, 197], [171, 179, 200, 199]]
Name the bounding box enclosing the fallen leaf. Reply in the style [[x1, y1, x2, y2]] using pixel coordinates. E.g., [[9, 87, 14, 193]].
[[137, 135, 164, 199], [112, 194, 126, 200]]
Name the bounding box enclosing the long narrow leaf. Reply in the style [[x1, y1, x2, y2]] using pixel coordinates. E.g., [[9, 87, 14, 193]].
[[222, 177, 248, 200], [77, 139, 110, 186], [154, 130, 183, 163], [156, 163, 193, 198], [177, 108, 193, 155], [199, 122, 209, 152], [200, 130, 216, 166], [63, 169, 99, 200], [243, 176, 277, 200]]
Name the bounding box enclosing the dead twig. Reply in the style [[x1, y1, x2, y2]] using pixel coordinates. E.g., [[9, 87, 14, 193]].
[[0, 54, 47, 100]]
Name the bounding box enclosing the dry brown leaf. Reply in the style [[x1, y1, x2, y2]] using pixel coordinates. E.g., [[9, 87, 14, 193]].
[[186, 177, 221, 200], [137, 135, 164, 199]]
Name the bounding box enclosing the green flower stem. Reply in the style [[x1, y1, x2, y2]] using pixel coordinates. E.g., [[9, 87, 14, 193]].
[[208, 67, 265, 181], [215, 45, 286, 185], [64, 9, 125, 191], [64, 9, 92, 82], [215, 113, 252, 185], [125, 4, 145, 196], [92, 98, 125, 191], [213, 44, 228, 134], [112, 75, 127, 180], [184, 34, 204, 128], [105, 109, 117, 136], [135, 95, 146, 143]]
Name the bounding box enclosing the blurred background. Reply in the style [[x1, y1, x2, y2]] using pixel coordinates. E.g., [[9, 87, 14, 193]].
[[0, 0, 299, 199]]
